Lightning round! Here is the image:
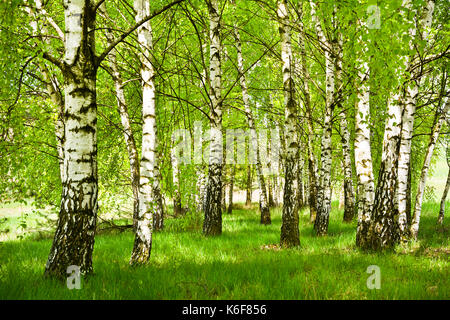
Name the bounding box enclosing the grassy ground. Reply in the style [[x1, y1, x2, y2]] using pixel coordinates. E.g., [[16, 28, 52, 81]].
[[0, 201, 448, 300]]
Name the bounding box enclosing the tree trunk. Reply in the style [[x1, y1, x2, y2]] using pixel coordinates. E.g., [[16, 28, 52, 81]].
[[196, 166, 207, 212], [103, 9, 140, 231], [245, 162, 252, 206], [411, 99, 449, 236], [203, 0, 223, 236], [45, 0, 98, 278], [27, 0, 66, 185], [227, 164, 235, 214], [296, 159, 304, 210], [171, 147, 182, 216], [234, 24, 271, 225], [362, 95, 402, 250], [335, 33, 355, 223], [298, 3, 317, 224], [340, 111, 355, 223], [438, 160, 450, 225], [397, 0, 435, 242], [310, 1, 334, 236], [354, 32, 375, 248], [278, 0, 300, 247], [130, 0, 164, 264]]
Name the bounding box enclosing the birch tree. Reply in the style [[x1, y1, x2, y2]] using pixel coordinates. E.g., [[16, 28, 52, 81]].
[[203, 0, 223, 236], [354, 25, 375, 248], [234, 20, 271, 225], [438, 138, 450, 225], [335, 33, 355, 223], [101, 6, 140, 231], [278, 0, 300, 247], [411, 98, 449, 237], [130, 0, 166, 264], [397, 0, 435, 242], [310, 1, 335, 236], [44, 0, 99, 277], [297, 3, 318, 223]]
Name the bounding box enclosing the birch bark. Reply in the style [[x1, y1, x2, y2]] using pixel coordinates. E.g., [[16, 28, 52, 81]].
[[130, 0, 165, 264], [411, 98, 449, 237], [298, 6, 318, 223], [203, 0, 223, 236], [397, 0, 435, 241], [310, 1, 334, 236], [234, 24, 271, 224], [102, 7, 140, 231], [354, 31, 375, 247], [45, 0, 99, 277], [278, 0, 300, 247]]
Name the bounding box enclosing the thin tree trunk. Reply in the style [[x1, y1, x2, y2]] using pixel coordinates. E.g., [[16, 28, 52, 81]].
[[45, 0, 98, 277], [411, 98, 449, 237], [278, 0, 300, 247], [335, 33, 355, 223], [310, 1, 334, 236], [339, 109, 356, 223], [397, 0, 435, 242], [267, 177, 275, 207], [245, 161, 252, 206], [171, 147, 182, 216], [266, 129, 276, 207], [130, 0, 164, 264], [222, 150, 227, 212], [227, 163, 235, 214], [298, 3, 317, 224], [102, 7, 140, 231], [354, 31, 375, 248], [203, 0, 223, 236], [27, 0, 65, 185], [234, 24, 271, 224], [196, 166, 207, 212], [438, 158, 450, 225], [296, 158, 304, 210]]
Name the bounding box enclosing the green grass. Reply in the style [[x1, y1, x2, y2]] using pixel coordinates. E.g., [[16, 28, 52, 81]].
[[0, 201, 448, 300]]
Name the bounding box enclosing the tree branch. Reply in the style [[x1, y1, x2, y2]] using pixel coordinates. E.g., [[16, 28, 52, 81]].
[[96, 0, 185, 65]]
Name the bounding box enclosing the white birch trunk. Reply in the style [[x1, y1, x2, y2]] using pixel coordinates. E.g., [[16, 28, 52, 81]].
[[397, 0, 435, 241], [102, 6, 141, 231], [45, 0, 99, 277], [411, 98, 449, 237], [234, 23, 271, 224], [354, 34, 375, 247], [298, 3, 318, 222], [203, 0, 223, 235], [278, 0, 300, 247], [310, 0, 334, 236], [130, 0, 164, 264]]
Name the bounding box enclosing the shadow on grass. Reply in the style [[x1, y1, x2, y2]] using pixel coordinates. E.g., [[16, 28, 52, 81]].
[[0, 202, 447, 299]]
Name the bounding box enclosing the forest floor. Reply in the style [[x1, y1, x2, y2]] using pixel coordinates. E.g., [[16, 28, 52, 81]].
[[0, 201, 448, 300]]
